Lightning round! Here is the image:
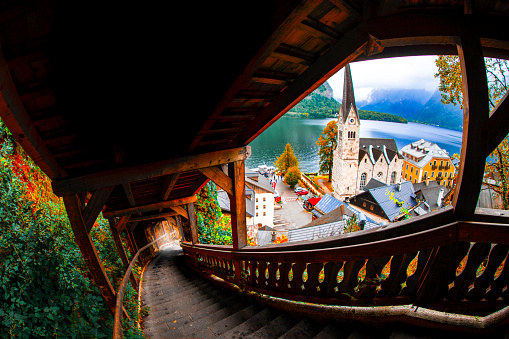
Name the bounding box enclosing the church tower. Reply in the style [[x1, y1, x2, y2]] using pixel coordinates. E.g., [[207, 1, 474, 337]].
[[331, 64, 360, 200]]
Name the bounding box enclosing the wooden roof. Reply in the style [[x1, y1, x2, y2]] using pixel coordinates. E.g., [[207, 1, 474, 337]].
[[1, 0, 509, 222]]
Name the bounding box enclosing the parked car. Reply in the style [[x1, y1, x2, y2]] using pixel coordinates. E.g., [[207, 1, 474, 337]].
[[294, 187, 308, 195], [274, 191, 281, 203]]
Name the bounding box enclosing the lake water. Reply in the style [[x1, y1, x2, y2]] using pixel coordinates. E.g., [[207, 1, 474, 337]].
[[246, 117, 463, 173]]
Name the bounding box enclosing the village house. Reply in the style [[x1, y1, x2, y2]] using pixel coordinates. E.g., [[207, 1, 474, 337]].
[[331, 65, 403, 200], [400, 139, 455, 187]]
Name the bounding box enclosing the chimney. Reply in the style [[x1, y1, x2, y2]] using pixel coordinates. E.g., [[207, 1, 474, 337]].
[[340, 204, 345, 215], [397, 183, 402, 191]]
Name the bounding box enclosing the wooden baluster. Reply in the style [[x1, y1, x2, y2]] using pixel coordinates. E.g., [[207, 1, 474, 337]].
[[449, 243, 491, 301], [401, 248, 435, 296], [316, 262, 333, 298], [286, 262, 307, 294], [255, 261, 268, 287], [303, 262, 323, 296], [486, 253, 509, 301], [379, 252, 418, 298], [361, 256, 392, 299], [414, 242, 470, 307], [467, 244, 509, 301], [338, 260, 365, 300], [266, 261, 280, 289], [326, 262, 344, 297]]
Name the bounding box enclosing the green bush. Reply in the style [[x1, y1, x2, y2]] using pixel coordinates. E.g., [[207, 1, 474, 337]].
[[0, 121, 144, 338]]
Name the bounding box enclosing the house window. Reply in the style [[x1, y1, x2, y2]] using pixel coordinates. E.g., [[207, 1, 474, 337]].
[[441, 160, 443, 166], [434, 160, 437, 166], [406, 164, 409, 170], [360, 173, 367, 190], [348, 131, 356, 139], [390, 171, 396, 184], [256, 205, 258, 210], [410, 175, 412, 181], [445, 172, 448, 177], [424, 171, 428, 179], [263, 205, 266, 209], [263, 212, 266, 216], [256, 198, 258, 202], [363, 202, 366, 207], [411, 167, 413, 173], [370, 205, 374, 211], [415, 169, 419, 177], [263, 197, 266, 202], [256, 213, 258, 217], [431, 172, 435, 177]]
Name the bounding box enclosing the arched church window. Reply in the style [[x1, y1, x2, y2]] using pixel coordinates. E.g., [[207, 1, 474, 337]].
[[360, 173, 367, 190], [390, 171, 396, 184]]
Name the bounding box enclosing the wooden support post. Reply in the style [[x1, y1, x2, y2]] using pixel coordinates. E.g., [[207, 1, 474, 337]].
[[108, 219, 138, 290], [188, 202, 199, 245], [82, 186, 114, 233], [452, 20, 490, 219], [228, 160, 247, 250], [63, 195, 117, 313], [175, 215, 184, 241]]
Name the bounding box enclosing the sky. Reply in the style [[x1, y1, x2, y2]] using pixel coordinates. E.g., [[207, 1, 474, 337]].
[[327, 55, 441, 102]]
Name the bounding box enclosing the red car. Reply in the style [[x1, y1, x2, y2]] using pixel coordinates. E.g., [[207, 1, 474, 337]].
[[294, 187, 308, 195]]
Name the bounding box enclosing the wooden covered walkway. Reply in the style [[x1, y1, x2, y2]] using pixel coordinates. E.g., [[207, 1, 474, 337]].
[[0, 0, 508, 337]]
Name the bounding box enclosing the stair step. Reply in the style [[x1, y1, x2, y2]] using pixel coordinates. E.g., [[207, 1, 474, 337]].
[[279, 318, 322, 339], [313, 322, 351, 339], [223, 307, 280, 339], [245, 313, 297, 338], [209, 304, 264, 336]]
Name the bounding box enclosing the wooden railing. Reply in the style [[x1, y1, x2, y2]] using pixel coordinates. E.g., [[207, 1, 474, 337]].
[[181, 217, 509, 328], [113, 235, 168, 339]]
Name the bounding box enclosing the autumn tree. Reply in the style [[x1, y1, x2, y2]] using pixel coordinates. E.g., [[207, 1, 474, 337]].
[[316, 120, 338, 181], [435, 56, 509, 209], [284, 166, 301, 189], [274, 143, 299, 177]]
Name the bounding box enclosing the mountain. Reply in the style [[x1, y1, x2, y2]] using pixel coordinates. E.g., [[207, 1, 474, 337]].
[[289, 82, 339, 118], [407, 90, 463, 131], [360, 88, 432, 119]]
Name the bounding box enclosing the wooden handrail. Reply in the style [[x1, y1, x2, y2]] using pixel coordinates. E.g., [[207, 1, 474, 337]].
[[113, 235, 168, 339], [181, 220, 509, 329]]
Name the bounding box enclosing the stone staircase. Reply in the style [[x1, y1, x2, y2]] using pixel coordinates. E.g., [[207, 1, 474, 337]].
[[141, 245, 503, 339]]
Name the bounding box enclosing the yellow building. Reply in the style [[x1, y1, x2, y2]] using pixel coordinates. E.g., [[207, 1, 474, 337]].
[[400, 139, 455, 187]]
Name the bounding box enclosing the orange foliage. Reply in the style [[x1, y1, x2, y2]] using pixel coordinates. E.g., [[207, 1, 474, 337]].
[[273, 234, 288, 244]]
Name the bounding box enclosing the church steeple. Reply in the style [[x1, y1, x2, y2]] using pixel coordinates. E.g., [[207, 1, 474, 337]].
[[340, 64, 358, 123]]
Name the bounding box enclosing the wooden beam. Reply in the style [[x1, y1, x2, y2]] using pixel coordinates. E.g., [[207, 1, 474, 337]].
[[63, 195, 117, 313], [237, 24, 368, 145], [116, 215, 131, 231], [82, 186, 114, 233], [228, 160, 247, 250], [161, 173, 180, 201], [487, 90, 509, 155], [103, 196, 197, 219], [108, 219, 138, 290], [176, 215, 184, 241], [199, 166, 234, 196], [453, 20, 490, 219], [187, 0, 320, 151], [0, 50, 67, 180], [188, 202, 198, 245], [122, 182, 136, 207], [129, 211, 178, 222], [52, 146, 251, 197], [128, 221, 139, 232], [170, 205, 189, 219]]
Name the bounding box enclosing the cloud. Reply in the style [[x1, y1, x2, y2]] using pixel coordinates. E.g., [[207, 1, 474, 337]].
[[327, 55, 440, 101]]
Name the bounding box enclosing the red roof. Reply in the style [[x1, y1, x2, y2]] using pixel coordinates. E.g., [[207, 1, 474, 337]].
[[307, 197, 321, 206]]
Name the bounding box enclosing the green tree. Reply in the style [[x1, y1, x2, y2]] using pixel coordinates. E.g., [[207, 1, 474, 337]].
[[194, 181, 232, 245], [435, 56, 509, 209], [284, 166, 301, 189], [274, 143, 299, 177], [316, 120, 338, 181]]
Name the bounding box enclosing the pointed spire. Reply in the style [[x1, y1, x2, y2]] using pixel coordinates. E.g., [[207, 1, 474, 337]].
[[341, 64, 358, 123]]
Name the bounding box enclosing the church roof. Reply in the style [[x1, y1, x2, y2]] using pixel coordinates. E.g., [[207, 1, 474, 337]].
[[358, 138, 399, 165], [360, 138, 398, 152], [340, 64, 358, 123]]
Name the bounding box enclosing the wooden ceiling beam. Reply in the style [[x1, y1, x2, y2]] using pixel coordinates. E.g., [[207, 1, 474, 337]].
[[122, 182, 136, 207], [237, 23, 368, 146], [129, 211, 178, 223], [170, 205, 189, 219], [0, 49, 66, 179], [103, 195, 197, 219], [161, 172, 180, 201], [52, 146, 250, 197], [187, 0, 320, 152]]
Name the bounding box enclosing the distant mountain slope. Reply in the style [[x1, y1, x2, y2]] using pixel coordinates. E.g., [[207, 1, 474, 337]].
[[289, 82, 339, 118], [407, 90, 463, 131], [360, 88, 432, 119]]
